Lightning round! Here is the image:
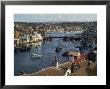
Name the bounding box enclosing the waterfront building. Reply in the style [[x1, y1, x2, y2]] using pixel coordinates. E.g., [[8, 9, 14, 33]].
[[14, 38, 20, 46]]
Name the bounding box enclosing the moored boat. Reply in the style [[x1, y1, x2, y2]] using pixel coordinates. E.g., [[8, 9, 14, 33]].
[[32, 53, 42, 58]]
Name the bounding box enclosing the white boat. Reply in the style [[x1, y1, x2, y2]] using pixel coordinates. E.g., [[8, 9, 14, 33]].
[[32, 53, 42, 58]]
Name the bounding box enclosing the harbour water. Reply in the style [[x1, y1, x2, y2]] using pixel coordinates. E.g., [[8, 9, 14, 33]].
[[14, 31, 82, 75]]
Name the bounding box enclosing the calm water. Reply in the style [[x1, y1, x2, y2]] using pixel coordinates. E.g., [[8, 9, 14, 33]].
[[14, 31, 82, 75]]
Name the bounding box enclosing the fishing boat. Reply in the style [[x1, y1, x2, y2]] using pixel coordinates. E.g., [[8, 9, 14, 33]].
[[32, 52, 42, 58]]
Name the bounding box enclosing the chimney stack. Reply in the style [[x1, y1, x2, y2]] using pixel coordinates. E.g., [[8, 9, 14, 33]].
[[56, 61, 58, 68]]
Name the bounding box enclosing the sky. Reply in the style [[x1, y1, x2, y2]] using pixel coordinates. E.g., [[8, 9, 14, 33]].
[[14, 14, 97, 22]]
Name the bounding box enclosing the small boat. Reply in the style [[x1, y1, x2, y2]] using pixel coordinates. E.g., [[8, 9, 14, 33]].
[[36, 45, 40, 48], [32, 53, 42, 58]]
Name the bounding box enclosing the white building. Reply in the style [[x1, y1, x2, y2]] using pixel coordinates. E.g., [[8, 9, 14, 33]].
[[34, 32, 43, 41], [64, 68, 71, 76]]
